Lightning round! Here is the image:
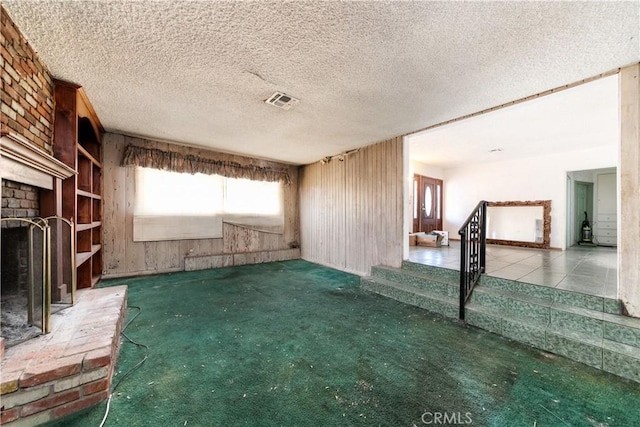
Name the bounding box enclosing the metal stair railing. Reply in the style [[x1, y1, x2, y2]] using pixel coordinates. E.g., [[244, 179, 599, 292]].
[[458, 201, 487, 321]]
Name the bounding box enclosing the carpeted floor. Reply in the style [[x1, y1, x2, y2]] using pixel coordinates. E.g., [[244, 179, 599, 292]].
[[48, 260, 639, 426]]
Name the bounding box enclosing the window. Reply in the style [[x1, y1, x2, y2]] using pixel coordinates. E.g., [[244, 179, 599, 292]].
[[223, 178, 282, 216], [413, 179, 418, 220], [133, 167, 284, 241], [425, 185, 433, 216], [135, 168, 223, 216]]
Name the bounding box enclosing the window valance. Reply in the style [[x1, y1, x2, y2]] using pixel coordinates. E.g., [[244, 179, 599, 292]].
[[121, 144, 292, 185]]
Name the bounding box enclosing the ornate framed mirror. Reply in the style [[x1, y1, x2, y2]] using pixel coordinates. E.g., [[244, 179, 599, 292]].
[[486, 200, 551, 249]]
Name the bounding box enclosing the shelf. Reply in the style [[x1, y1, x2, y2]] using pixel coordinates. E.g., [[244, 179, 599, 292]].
[[77, 117, 101, 162], [76, 244, 101, 267], [77, 261, 92, 289], [77, 144, 101, 167], [77, 155, 92, 192], [92, 164, 102, 194], [77, 229, 92, 253], [76, 251, 91, 267], [92, 226, 101, 245], [76, 221, 101, 232], [92, 249, 102, 279], [76, 189, 101, 200], [77, 195, 92, 224], [54, 80, 104, 289], [93, 199, 102, 222]]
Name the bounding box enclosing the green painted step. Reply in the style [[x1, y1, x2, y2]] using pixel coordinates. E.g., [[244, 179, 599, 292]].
[[467, 282, 640, 383], [469, 286, 608, 334], [479, 275, 622, 314], [361, 276, 458, 320], [401, 260, 459, 281], [362, 263, 639, 383], [465, 302, 640, 383], [370, 265, 458, 299], [469, 281, 640, 351]]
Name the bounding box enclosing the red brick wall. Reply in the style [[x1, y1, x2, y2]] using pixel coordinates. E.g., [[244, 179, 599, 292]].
[[1, 6, 54, 153], [1, 180, 40, 222], [1, 180, 40, 291]]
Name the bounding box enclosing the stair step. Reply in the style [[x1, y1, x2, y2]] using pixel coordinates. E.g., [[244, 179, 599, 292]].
[[361, 276, 458, 320], [479, 275, 622, 314], [602, 312, 640, 349], [470, 286, 604, 331], [602, 340, 640, 382], [362, 263, 639, 383], [466, 302, 600, 345], [465, 303, 640, 381], [470, 286, 640, 348], [371, 265, 458, 299], [400, 261, 459, 281]]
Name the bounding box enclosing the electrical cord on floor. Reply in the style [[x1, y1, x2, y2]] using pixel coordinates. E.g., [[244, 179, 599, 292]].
[[99, 305, 149, 427]]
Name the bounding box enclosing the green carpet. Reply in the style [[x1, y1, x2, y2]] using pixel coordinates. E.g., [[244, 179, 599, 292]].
[[48, 260, 639, 426]]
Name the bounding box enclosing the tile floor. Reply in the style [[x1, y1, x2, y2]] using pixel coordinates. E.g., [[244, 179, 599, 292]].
[[409, 241, 618, 299]]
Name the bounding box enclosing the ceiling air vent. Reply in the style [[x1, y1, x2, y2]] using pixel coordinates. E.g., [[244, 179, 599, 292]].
[[265, 92, 299, 110]]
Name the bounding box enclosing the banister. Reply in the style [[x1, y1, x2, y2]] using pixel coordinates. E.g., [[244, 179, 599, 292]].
[[458, 200, 487, 320], [458, 200, 488, 234]]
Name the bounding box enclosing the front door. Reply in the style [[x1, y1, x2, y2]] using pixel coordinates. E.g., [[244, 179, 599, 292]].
[[413, 174, 443, 233]]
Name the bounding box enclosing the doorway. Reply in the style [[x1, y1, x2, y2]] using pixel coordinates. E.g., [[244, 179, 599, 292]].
[[574, 181, 594, 245], [412, 174, 443, 233], [567, 168, 617, 248]]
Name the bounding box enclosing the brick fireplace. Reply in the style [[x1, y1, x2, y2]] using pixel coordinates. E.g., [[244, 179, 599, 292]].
[[1, 9, 127, 424], [0, 133, 75, 345], [0, 133, 126, 425]]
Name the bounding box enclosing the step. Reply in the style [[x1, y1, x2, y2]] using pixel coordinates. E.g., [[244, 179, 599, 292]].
[[364, 263, 639, 382], [361, 276, 458, 320], [602, 339, 640, 382], [466, 303, 640, 382], [469, 286, 605, 333], [371, 265, 458, 299], [401, 261, 460, 281], [479, 275, 622, 314], [602, 312, 640, 349], [470, 286, 640, 347], [466, 287, 640, 383]]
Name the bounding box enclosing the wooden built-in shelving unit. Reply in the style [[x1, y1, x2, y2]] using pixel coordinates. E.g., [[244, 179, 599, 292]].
[[53, 80, 104, 289]]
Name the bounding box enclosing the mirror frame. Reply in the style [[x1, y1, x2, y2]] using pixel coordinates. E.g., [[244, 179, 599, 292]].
[[486, 200, 551, 249]]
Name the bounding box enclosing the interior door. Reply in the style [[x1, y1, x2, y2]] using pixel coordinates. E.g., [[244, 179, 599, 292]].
[[413, 175, 443, 233], [595, 173, 617, 246], [574, 181, 593, 244]]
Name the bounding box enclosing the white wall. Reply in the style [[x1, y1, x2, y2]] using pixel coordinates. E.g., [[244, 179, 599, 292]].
[[440, 146, 616, 249], [410, 160, 444, 180]]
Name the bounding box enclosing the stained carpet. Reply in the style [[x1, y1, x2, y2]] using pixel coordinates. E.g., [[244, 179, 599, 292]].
[[48, 260, 639, 426]]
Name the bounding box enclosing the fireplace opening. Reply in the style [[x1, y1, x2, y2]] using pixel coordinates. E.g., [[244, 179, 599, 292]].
[[1, 179, 76, 348], [1, 223, 45, 346]]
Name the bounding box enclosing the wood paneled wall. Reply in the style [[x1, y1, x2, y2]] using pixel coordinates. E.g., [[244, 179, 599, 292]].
[[102, 133, 300, 277], [299, 137, 404, 275]]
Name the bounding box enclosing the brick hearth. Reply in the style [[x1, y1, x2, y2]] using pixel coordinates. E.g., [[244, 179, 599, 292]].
[[0, 286, 127, 425]]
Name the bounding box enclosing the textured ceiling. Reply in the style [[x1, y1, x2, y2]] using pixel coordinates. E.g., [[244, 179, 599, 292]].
[[3, 1, 639, 165]]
